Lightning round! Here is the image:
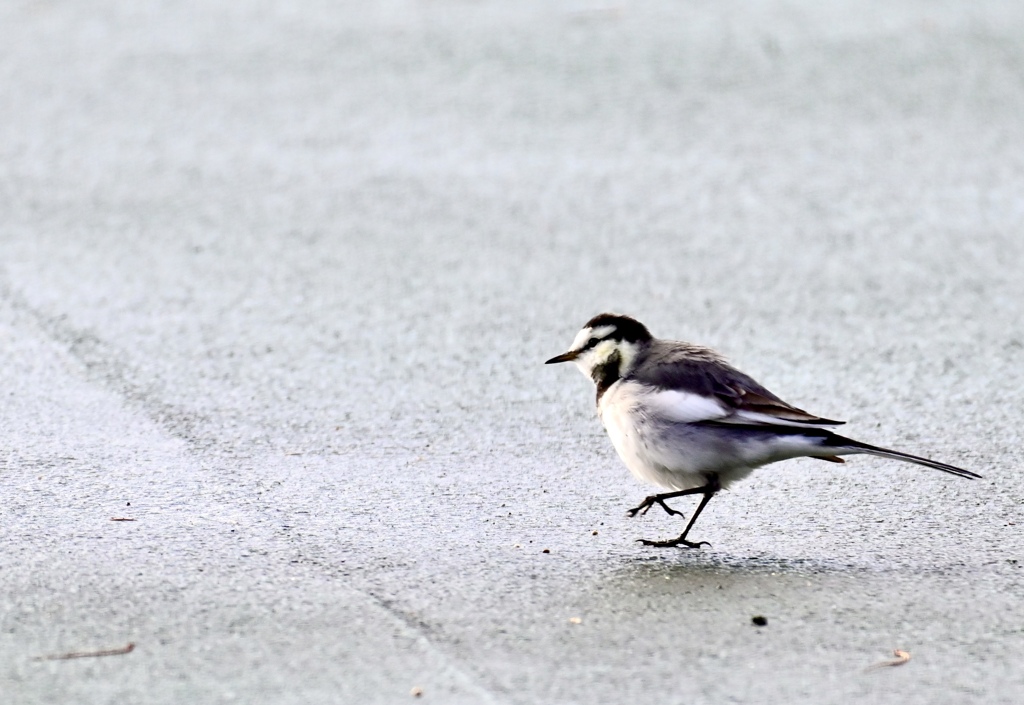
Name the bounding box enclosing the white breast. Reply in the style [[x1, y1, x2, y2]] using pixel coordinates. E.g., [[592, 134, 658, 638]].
[[597, 381, 708, 491]]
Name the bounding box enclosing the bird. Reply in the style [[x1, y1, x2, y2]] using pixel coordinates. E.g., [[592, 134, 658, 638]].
[[545, 313, 981, 548]]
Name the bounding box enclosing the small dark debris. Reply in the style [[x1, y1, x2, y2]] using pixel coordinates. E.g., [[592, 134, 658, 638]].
[[542, 549, 550, 554], [752, 615, 768, 627]]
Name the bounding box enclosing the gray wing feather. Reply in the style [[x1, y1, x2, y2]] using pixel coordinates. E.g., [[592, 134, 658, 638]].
[[631, 341, 844, 426]]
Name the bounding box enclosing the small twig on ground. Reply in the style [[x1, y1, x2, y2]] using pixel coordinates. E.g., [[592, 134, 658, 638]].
[[110, 518, 136, 521], [867, 649, 911, 671], [34, 642, 135, 661]]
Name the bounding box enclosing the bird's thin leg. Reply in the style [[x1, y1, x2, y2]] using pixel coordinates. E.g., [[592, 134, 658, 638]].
[[626, 487, 706, 518], [638, 476, 721, 549]]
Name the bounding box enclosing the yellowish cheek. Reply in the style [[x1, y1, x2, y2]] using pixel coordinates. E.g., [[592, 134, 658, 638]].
[[594, 341, 637, 373], [593, 341, 617, 364]]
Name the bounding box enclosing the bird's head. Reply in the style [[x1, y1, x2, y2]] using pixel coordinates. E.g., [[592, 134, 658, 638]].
[[545, 313, 653, 384]]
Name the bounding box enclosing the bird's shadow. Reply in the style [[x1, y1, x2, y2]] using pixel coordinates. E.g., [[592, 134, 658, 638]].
[[597, 548, 869, 596]]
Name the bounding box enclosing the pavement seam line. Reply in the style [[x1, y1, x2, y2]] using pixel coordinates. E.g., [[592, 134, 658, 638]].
[[0, 273, 212, 449], [283, 553, 510, 704]]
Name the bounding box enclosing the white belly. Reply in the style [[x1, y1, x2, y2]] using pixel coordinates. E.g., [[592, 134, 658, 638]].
[[597, 380, 783, 491], [598, 381, 710, 491]]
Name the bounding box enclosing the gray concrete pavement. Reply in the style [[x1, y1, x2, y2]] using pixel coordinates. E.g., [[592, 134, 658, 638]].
[[2, 1, 1024, 703]]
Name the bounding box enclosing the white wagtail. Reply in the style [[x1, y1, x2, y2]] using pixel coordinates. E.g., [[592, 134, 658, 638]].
[[546, 313, 981, 548]]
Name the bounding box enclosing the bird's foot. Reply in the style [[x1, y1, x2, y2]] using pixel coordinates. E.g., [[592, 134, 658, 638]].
[[637, 537, 711, 549], [626, 496, 685, 518], [625, 496, 655, 517]]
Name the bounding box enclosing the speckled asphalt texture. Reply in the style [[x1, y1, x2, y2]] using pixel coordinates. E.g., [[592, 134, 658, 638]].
[[2, 2, 1023, 703]]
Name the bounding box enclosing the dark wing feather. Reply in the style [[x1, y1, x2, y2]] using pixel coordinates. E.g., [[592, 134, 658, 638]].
[[631, 341, 844, 427]]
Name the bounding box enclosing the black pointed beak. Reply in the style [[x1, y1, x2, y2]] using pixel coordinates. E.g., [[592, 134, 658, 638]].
[[545, 350, 579, 364]]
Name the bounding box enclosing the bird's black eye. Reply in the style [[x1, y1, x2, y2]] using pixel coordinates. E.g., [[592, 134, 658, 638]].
[[583, 337, 600, 350]]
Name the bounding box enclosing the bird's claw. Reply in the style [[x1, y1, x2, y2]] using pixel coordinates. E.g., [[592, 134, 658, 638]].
[[626, 497, 654, 517], [627, 496, 683, 518], [637, 537, 711, 549]]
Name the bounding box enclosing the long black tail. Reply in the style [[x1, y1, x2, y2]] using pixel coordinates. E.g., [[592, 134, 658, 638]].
[[825, 434, 982, 480], [699, 420, 983, 479]]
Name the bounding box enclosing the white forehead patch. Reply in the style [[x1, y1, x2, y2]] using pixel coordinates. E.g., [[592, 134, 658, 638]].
[[571, 324, 616, 351], [570, 327, 592, 351]]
